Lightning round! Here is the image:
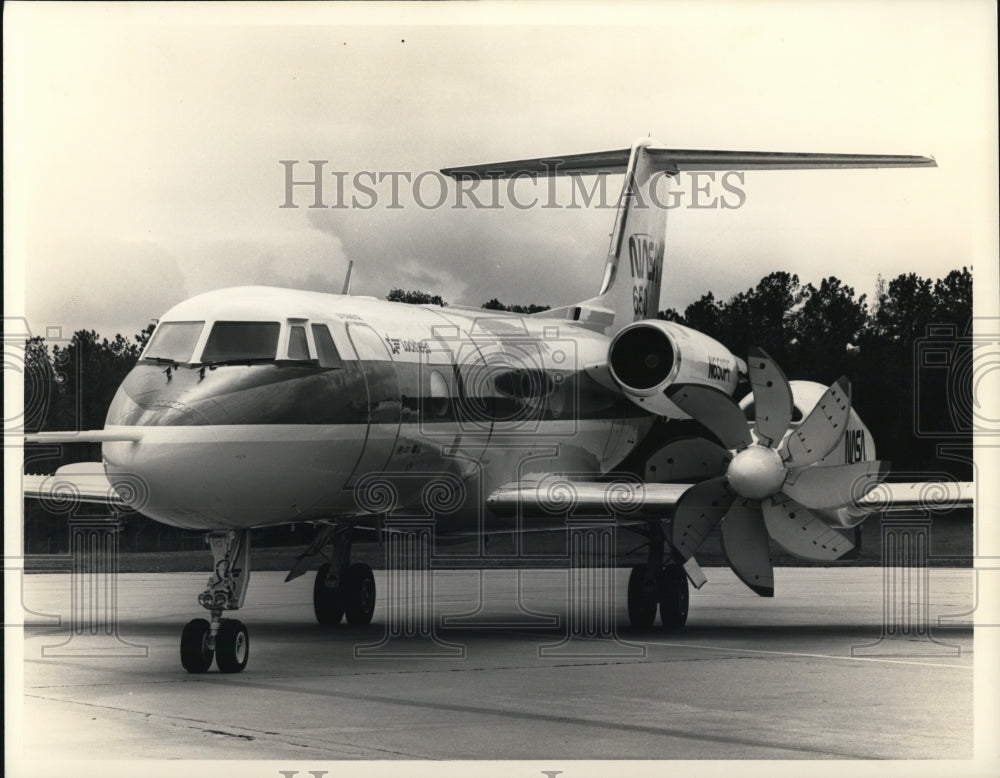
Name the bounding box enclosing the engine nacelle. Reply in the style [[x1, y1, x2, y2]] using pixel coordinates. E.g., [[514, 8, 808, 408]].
[[607, 320, 745, 418]]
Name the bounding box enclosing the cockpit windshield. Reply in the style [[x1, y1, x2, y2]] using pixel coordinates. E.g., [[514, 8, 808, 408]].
[[143, 321, 205, 363], [201, 322, 281, 363]]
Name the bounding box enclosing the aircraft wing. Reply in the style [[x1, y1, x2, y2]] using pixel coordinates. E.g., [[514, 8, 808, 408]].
[[22, 462, 130, 508], [853, 480, 974, 513], [487, 481, 691, 517], [488, 479, 973, 518], [24, 429, 145, 443], [442, 147, 935, 179]]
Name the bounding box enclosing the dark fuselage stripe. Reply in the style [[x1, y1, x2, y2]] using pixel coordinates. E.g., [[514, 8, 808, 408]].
[[109, 360, 651, 427]]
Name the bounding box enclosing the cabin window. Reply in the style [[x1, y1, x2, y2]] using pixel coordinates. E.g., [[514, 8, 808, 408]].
[[429, 369, 450, 417], [287, 325, 310, 361], [311, 324, 344, 368], [201, 322, 281, 363], [143, 321, 204, 363]]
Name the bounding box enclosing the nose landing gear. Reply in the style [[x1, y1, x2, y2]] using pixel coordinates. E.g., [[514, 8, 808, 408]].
[[179, 618, 214, 673], [215, 618, 250, 673], [180, 530, 252, 674]]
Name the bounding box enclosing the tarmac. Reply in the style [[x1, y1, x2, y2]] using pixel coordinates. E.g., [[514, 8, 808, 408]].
[[13, 567, 977, 766]]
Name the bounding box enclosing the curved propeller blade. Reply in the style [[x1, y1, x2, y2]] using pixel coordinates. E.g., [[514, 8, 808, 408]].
[[781, 376, 852, 467], [646, 437, 731, 482], [720, 500, 774, 597], [665, 384, 753, 451], [782, 459, 890, 511], [671, 476, 733, 560], [762, 497, 854, 561], [747, 346, 794, 447]]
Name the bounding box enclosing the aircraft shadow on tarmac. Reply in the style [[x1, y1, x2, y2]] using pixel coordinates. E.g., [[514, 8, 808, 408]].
[[24, 618, 973, 643]]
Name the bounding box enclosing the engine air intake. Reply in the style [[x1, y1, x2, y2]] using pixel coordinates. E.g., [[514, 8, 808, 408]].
[[608, 326, 675, 391]]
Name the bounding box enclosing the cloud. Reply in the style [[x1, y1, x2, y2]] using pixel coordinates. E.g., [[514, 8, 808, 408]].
[[306, 176, 616, 308], [171, 231, 349, 296], [26, 237, 189, 339]]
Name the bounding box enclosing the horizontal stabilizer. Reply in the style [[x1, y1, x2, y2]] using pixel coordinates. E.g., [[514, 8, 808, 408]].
[[645, 148, 936, 171], [442, 149, 631, 179], [442, 147, 935, 179]]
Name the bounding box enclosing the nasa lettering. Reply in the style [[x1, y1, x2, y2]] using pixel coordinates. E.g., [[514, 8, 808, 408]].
[[627, 234, 663, 282], [628, 234, 663, 318], [844, 429, 866, 464]]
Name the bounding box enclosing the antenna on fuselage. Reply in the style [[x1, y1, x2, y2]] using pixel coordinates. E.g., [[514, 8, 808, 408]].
[[341, 260, 355, 295]]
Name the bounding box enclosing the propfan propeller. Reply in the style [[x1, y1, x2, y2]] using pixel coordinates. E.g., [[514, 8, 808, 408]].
[[661, 347, 888, 596]]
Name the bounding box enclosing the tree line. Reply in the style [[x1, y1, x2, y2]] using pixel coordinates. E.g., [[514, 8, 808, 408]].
[[655, 268, 973, 484], [22, 268, 971, 552], [387, 287, 552, 314]]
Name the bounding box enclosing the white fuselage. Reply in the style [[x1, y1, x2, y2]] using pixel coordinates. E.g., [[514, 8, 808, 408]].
[[102, 286, 655, 531]]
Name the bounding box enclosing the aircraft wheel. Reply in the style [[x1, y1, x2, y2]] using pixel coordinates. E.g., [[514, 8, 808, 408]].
[[215, 619, 250, 673], [343, 562, 376, 625], [658, 564, 689, 629], [313, 563, 346, 625], [627, 565, 658, 628], [180, 618, 214, 673]]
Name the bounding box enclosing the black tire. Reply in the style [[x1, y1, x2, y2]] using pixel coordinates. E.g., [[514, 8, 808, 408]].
[[313, 563, 345, 625], [343, 562, 376, 626], [658, 564, 689, 629], [215, 619, 250, 673], [180, 618, 214, 673], [627, 565, 658, 628]]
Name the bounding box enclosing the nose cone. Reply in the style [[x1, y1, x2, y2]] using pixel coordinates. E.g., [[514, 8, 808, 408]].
[[727, 445, 785, 499], [102, 363, 367, 528], [104, 366, 229, 427]]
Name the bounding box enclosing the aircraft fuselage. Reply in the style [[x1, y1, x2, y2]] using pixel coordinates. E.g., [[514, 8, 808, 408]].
[[102, 286, 655, 531]]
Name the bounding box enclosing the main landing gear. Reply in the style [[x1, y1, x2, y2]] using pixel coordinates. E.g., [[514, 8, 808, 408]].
[[625, 521, 690, 629], [310, 526, 376, 627], [180, 530, 251, 673]]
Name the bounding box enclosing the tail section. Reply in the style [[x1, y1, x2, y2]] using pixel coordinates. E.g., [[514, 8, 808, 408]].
[[441, 141, 934, 336], [443, 137, 671, 334], [588, 139, 668, 328]]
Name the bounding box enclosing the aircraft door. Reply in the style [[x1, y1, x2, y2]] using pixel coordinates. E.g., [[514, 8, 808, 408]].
[[344, 324, 401, 489], [444, 328, 495, 464]]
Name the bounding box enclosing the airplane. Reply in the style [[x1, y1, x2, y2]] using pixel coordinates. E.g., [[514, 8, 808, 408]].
[[22, 137, 973, 674]]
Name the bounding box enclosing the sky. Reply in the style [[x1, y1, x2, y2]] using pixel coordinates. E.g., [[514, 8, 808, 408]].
[[5, 1, 998, 341]]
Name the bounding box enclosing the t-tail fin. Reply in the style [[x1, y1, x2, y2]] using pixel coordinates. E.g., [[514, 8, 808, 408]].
[[442, 140, 934, 336], [589, 140, 668, 329]]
